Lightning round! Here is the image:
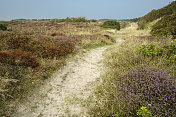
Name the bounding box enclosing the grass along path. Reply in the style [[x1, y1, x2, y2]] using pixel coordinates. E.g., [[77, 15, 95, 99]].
[[86, 23, 152, 116], [13, 46, 110, 117]]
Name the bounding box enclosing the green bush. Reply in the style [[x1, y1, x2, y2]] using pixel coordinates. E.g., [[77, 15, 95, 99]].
[[100, 20, 120, 30], [90, 19, 97, 22], [151, 12, 176, 37], [0, 24, 7, 31]]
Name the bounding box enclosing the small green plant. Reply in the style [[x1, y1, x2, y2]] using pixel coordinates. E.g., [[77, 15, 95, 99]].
[[112, 106, 152, 117], [100, 20, 120, 30], [137, 106, 153, 117], [112, 113, 119, 117]]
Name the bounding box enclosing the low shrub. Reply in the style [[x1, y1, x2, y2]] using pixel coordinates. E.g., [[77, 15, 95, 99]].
[[0, 24, 7, 31], [0, 50, 39, 68], [115, 67, 176, 116], [138, 39, 176, 63], [7, 35, 75, 58], [100, 20, 120, 30], [89, 19, 97, 22], [44, 39, 75, 58], [8, 35, 31, 50]]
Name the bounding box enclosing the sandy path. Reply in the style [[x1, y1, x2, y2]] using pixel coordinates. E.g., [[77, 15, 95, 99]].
[[13, 47, 107, 117]]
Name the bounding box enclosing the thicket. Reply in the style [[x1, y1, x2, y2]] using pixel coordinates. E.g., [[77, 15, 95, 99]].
[[151, 12, 176, 37], [138, 1, 176, 29], [100, 20, 120, 30]]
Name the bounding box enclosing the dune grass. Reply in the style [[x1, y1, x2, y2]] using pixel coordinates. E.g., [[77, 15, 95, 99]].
[[0, 21, 115, 116], [87, 23, 175, 117]]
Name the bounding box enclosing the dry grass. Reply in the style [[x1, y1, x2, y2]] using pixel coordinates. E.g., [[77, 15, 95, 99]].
[[0, 21, 115, 116], [87, 23, 175, 117]]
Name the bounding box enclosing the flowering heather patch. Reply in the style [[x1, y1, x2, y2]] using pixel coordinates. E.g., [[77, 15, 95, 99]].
[[8, 35, 31, 49], [44, 39, 75, 58], [116, 67, 176, 116], [0, 50, 39, 68]]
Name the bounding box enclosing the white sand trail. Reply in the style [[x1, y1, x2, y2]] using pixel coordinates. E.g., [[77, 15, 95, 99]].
[[13, 47, 107, 117]]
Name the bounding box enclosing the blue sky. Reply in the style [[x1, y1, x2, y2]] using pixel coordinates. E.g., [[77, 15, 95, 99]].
[[0, 0, 174, 21]]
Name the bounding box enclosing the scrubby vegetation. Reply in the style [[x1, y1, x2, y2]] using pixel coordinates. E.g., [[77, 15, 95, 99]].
[[0, 20, 115, 116], [117, 17, 140, 22], [0, 23, 7, 31], [51, 17, 97, 23], [1, 1, 175, 116], [100, 20, 120, 30], [151, 12, 176, 37], [138, 1, 176, 29], [0, 50, 39, 68], [138, 39, 176, 63], [137, 0, 176, 53], [119, 21, 130, 29]]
